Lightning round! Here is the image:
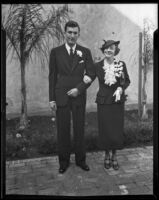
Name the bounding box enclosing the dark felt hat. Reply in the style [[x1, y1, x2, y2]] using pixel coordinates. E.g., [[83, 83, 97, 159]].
[[102, 40, 120, 49]]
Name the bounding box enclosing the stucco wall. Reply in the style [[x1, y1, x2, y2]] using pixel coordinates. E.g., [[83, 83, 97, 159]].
[[5, 4, 153, 115]]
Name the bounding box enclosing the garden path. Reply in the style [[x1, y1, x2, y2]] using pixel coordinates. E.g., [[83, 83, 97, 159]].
[[6, 146, 153, 196]]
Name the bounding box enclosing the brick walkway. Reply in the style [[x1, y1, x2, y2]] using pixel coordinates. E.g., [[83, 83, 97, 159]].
[[6, 146, 153, 196]]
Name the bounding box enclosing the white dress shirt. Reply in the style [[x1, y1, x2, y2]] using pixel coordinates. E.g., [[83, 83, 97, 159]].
[[65, 43, 76, 55]]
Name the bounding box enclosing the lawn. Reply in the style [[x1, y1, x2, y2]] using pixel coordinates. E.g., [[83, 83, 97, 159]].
[[6, 110, 153, 161]]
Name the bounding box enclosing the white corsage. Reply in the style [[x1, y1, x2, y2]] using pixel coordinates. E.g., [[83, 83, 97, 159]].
[[76, 50, 83, 57], [103, 58, 124, 86], [114, 60, 123, 77]]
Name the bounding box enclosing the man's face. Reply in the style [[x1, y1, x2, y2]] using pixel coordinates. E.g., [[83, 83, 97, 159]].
[[104, 44, 116, 58], [65, 26, 80, 46]]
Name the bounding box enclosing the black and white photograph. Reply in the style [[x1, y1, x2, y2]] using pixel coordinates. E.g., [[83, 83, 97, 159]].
[[1, 3, 158, 198]]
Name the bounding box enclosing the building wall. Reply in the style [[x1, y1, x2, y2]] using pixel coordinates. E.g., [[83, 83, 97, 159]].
[[5, 4, 153, 115]]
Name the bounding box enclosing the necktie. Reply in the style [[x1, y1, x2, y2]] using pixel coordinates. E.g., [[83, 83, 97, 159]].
[[70, 47, 74, 64]]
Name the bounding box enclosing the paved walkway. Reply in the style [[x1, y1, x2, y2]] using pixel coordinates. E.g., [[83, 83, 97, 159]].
[[6, 146, 153, 196]]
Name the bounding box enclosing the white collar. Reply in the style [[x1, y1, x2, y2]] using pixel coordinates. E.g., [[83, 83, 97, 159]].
[[65, 43, 76, 54]]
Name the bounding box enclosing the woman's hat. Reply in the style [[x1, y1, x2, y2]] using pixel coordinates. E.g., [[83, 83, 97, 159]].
[[102, 40, 120, 49]]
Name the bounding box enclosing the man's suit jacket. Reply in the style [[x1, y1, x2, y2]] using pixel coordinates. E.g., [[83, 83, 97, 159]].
[[94, 59, 130, 104], [49, 44, 95, 106]]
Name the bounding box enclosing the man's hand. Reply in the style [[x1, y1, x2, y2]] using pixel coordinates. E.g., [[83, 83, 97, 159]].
[[83, 75, 92, 84], [67, 88, 79, 97], [113, 87, 123, 102], [49, 101, 57, 111]]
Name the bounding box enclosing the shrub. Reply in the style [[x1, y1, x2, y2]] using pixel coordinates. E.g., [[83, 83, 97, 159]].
[[6, 132, 30, 160], [6, 110, 153, 160]]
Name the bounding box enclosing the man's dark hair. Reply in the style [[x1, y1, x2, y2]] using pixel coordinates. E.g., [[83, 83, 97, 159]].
[[65, 20, 80, 32]]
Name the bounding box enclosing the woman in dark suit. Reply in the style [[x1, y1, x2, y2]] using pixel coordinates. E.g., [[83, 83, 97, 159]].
[[84, 40, 130, 170]]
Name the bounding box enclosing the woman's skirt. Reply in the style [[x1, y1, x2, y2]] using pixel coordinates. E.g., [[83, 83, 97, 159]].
[[97, 103, 124, 150]]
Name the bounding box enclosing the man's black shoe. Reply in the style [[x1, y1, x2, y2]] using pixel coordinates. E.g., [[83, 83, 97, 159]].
[[59, 165, 69, 174], [76, 163, 90, 171]]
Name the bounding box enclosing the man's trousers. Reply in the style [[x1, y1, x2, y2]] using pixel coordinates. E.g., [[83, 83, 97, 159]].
[[56, 100, 86, 167]]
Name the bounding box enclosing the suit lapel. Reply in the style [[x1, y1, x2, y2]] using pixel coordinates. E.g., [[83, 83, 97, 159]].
[[98, 59, 105, 79], [61, 44, 72, 72], [100, 59, 104, 68], [71, 44, 80, 72]]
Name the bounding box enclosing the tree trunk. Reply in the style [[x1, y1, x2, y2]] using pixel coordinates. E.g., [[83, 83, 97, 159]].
[[138, 32, 142, 119], [142, 63, 148, 120], [19, 60, 28, 130]]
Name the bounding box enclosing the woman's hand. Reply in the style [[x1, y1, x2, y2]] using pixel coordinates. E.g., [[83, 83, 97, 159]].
[[83, 75, 92, 84], [113, 87, 123, 102]]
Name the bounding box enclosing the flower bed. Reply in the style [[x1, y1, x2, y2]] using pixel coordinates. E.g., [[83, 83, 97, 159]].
[[6, 110, 153, 161]]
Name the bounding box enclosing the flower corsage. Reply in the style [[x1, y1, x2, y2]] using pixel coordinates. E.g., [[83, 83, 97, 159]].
[[76, 50, 83, 57]]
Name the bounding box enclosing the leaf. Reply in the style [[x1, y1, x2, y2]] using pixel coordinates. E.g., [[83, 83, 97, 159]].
[[2, 4, 69, 65]]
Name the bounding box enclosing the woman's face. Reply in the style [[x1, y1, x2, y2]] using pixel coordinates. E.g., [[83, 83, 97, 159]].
[[103, 44, 116, 58]]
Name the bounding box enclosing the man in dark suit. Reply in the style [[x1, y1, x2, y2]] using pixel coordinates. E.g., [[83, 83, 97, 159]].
[[49, 20, 95, 173]]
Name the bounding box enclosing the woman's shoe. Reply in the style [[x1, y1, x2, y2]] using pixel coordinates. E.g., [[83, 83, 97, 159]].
[[104, 157, 111, 169], [112, 159, 119, 170]]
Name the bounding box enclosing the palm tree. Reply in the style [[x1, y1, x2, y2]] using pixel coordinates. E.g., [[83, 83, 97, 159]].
[[142, 18, 154, 120], [2, 4, 69, 130]]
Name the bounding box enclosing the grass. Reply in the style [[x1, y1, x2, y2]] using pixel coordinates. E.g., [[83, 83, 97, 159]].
[[6, 110, 153, 161]]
